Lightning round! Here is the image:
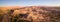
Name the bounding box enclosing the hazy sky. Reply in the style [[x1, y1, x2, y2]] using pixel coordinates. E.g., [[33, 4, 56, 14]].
[[0, 0, 60, 6]]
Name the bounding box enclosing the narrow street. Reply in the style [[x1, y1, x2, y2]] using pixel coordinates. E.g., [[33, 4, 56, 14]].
[[2, 14, 9, 22]]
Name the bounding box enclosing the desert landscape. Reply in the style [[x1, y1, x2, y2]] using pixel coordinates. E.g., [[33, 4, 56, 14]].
[[0, 6, 60, 22]]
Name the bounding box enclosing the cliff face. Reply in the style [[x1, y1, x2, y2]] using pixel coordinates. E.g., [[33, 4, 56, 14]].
[[0, 6, 60, 22]]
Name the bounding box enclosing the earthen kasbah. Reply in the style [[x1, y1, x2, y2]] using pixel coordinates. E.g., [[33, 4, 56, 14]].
[[0, 6, 60, 22]]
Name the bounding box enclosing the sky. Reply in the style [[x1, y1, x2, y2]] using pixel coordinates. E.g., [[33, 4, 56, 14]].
[[0, 0, 60, 6]]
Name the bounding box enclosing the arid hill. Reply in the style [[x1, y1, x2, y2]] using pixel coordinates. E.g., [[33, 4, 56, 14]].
[[0, 6, 60, 22]]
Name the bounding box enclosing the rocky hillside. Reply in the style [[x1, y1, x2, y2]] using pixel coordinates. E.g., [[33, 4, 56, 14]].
[[0, 6, 60, 22]]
